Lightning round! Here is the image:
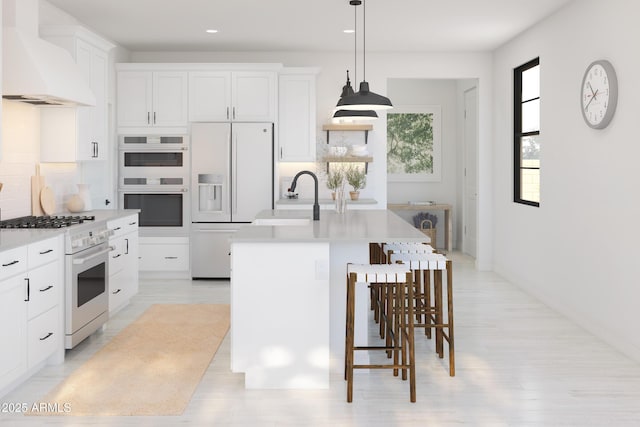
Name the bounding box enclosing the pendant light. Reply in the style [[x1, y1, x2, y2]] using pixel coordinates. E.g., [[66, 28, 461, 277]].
[[333, 0, 378, 121], [337, 0, 393, 111]]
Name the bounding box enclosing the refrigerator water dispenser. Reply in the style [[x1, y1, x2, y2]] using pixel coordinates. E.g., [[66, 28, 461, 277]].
[[198, 174, 223, 212]]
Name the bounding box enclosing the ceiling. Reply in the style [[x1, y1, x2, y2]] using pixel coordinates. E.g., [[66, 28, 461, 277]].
[[43, 0, 573, 53]]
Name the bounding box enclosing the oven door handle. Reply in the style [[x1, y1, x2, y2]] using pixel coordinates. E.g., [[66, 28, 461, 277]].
[[72, 246, 114, 265]]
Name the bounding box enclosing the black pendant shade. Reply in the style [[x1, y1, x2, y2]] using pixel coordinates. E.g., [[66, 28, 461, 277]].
[[333, 70, 378, 120], [337, 81, 393, 111], [333, 109, 378, 120]]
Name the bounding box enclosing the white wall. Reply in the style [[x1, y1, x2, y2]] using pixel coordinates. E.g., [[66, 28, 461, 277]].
[[386, 78, 459, 248], [492, 0, 640, 362], [131, 50, 494, 267]]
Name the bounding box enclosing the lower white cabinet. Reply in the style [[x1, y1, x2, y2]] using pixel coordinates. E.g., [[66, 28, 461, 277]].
[[108, 214, 140, 313], [27, 306, 60, 368], [139, 237, 189, 272], [0, 235, 64, 397], [0, 275, 28, 389]]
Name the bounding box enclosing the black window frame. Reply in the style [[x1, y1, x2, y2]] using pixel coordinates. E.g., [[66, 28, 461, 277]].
[[513, 57, 540, 207]]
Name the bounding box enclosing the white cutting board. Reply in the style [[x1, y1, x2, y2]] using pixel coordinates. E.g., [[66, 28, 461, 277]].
[[40, 186, 56, 215]]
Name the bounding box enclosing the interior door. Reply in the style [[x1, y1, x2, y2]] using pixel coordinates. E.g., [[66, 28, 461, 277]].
[[232, 123, 273, 222], [463, 87, 478, 258]]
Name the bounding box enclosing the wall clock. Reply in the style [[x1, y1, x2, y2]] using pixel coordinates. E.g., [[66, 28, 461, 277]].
[[581, 59, 618, 129]]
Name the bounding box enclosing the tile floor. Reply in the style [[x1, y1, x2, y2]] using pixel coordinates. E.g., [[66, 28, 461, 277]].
[[2, 252, 640, 426]]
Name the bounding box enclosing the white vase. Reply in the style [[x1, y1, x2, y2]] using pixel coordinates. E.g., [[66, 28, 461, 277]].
[[66, 194, 85, 213], [77, 184, 92, 211]]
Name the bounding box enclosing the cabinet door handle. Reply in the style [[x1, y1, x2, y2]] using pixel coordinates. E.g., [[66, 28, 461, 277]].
[[280, 147, 283, 159], [2, 260, 19, 267], [39, 332, 54, 341], [125, 238, 129, 255], [39, 249, 53, 255], [93, 142, 99, 158], [232, 107, 236, 120], [128, 221, 137, 226], [226, 107, 229, 120], [147, 112, 150, 124], [165, 256, 178, 260], [112, 289, 122, 294], [154, 112, 156, 124], [112, 254, 122, 259], [113, 226, 122, 231], [39, 285, 54, 292], [24, 278, 30, 302]]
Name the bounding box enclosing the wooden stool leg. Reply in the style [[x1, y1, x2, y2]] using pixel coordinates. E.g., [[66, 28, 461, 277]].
[[424, 269, 432, 338], [434, 269, 444, 358], [446, 260, 455, 376], [406, 271, 416, 403], [345, 273, 356, 402]]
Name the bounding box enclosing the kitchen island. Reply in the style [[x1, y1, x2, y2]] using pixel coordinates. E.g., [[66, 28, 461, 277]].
[[230, 209, 427, 389]]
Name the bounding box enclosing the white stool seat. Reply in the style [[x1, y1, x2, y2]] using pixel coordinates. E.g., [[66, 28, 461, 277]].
[[382, 242, 434, 254], [388, 253, 448, 270], [347, 263, 411, 283]]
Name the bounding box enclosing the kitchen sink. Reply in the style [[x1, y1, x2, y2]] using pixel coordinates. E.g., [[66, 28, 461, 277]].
[[252, 218, 311, 226]]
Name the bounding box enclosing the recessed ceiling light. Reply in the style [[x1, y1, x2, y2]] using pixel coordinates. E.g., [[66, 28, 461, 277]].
[[206, 29, 218, 34], [343, 29, 355, 34]]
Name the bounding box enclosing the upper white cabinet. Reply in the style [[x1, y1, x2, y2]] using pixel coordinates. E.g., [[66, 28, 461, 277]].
[[278, 68, 318, 161], [40, 26, 114, 162], [117, 71, 188, 129], [189, 71, 276, 122]]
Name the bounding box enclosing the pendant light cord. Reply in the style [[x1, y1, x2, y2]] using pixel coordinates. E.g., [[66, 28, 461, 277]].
[[363, 0, 366, 82], [354, 1, 357, 83]]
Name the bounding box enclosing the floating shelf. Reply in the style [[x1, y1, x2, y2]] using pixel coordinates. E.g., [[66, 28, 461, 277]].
[[322, 123, 373, 144], [323, 156, 373, 173]]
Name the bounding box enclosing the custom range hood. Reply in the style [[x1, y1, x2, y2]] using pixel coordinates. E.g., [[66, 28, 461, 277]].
[[2, 0, 95, 106]]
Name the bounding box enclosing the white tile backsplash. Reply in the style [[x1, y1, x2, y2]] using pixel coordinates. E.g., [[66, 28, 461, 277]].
[[1, 100, 81, 220]]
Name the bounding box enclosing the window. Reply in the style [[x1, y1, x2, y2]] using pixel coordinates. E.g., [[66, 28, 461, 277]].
[[514, 58, 540, 206]]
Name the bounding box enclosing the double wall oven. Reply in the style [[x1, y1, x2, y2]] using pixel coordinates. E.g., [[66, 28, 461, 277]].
[[118, 135, 190, 236]]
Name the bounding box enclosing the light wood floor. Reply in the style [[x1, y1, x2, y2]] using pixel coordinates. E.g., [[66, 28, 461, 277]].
[[3, 252, 640, 426]]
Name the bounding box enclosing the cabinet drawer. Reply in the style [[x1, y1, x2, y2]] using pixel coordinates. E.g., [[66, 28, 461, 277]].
[[27, 262, 60, 320], [139, 243, 189, 271], [0, 246, 28, 281], [109, 237, 126, 276], [109, 269, 129, 313], [28, 236, 62, 269], [108, 214, 139, 239], [28, 306, 60, 368]]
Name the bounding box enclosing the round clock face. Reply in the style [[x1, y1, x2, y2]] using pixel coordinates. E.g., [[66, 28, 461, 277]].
[[581, 60, 618, 129]]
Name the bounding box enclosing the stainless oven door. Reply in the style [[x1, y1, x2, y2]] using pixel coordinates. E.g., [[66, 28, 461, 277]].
[[119, 188, 189, 236], [118, 148, 189, 186], [66, 242, 110, 341]]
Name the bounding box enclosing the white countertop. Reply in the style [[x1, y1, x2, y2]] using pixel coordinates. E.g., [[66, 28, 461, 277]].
[[232, 209, 427, 243], [0, 209, 139, 251]]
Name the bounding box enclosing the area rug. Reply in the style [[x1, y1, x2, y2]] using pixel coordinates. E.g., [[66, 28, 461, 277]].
[[30, 304, 229, 416]]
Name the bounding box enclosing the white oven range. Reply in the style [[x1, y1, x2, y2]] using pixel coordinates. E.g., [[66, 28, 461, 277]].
[[0, 215, 112, 349]]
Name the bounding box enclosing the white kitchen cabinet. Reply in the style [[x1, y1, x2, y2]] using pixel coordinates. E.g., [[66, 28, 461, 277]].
[[0, 275, 28, 391], [278, 69, 318, 161], [117, 71, 188, 129], [139, 236, 189, 272], [0, 235, 64, 395], [107, 214, 139, 313], [188, 71, 276, 122], [40, 26, 114, 162]]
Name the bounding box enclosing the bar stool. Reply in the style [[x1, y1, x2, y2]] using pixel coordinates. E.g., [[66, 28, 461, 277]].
[[389, 252, 455, 377], [345, 263, 417, 402], [372, 243, 434, 340]]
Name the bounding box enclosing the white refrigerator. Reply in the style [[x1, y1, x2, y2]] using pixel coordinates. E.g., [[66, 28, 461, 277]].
[[190, 122, 273, 278]]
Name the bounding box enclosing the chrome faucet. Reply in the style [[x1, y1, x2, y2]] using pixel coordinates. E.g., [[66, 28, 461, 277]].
[[288, 170, 320, 221]]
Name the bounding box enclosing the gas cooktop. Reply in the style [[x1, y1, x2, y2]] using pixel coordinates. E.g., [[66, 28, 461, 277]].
[[0, 215, 96, 229]]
